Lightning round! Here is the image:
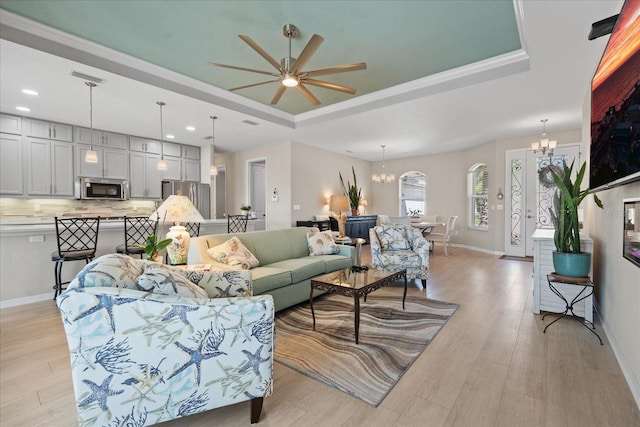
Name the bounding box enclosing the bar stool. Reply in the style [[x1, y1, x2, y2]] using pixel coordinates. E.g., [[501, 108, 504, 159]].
[[52, 217, 100, 299], [228, 215, 248, 233], [184, 222, 201, 237], [116, 216, 157, 258]]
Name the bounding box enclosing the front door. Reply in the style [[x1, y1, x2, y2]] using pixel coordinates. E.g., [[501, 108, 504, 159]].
[[249, 160, 266, 231], [504, 144, 581, 257]]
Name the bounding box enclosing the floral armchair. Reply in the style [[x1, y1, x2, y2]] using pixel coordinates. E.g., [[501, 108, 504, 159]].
[[56, 254, 274, 426], [369, 224, 430, 288]]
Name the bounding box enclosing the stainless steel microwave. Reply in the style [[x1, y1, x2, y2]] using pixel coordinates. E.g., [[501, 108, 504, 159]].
[[75, 178, 129, 200]]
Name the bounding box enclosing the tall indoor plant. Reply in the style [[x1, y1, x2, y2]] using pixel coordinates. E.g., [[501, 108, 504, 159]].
[[339, 166, 362, 215], [549, 160, 603, 277]]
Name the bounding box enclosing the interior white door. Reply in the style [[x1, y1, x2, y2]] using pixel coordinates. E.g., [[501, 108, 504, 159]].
[[249, 160, 266, 231], [504, 144, 581, 257]]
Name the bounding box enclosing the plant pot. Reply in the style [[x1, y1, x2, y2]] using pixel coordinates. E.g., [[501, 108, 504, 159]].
[[351, 209, 359, 216], [552, 251, 591, 278]]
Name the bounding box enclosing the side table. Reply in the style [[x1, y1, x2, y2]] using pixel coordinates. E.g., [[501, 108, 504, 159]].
[[542, 274, 603, 345]]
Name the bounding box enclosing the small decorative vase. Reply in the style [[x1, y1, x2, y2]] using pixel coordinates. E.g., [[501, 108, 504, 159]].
[[148, 253, 162, 263]]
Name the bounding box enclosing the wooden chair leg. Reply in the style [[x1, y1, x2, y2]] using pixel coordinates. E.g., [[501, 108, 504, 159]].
[[250, 397, 264, 424]]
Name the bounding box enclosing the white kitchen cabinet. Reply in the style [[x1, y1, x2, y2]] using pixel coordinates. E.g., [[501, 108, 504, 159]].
[[27, 138, 74, 196], [0, 133, 23, 194], [163, 142, 181, 157], [129, 136, 160, 154], [74, 127, 127, 149], [532, 229, 594, 323], [0, 114, 21, 135], [129, 152, 162, 198], [77, 144, 128, 180], [26, 119, 72, 142]]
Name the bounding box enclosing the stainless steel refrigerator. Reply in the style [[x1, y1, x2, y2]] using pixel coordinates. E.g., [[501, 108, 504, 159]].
[[161, 181, 210, 219]]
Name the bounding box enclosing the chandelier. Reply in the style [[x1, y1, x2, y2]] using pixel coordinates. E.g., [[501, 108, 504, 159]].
[[372, 145, 395, 184], [531, 119, 556, 156]]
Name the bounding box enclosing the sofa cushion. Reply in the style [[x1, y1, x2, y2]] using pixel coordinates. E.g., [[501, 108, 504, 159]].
[[315, 254, 353, 272], [136, 264, 209, 299], [377, 250, 422, 268], [250, 267, 292, 293], [266, 258, 327, 283], [178, 266, 253, 298], [307, 230, 339, 256], [207, 236, 259, 269], [376, 224, 411, 251], [68, 253, 143, 290]]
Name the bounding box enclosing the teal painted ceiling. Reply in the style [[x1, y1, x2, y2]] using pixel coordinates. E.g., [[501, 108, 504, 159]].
[[1, 0, 521, 114]]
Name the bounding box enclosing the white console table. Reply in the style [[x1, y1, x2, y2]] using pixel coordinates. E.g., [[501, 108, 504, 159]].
[[531, 229, 594, 323]]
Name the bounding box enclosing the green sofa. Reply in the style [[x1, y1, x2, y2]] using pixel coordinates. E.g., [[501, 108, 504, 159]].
[[188, 227, 354, 311]]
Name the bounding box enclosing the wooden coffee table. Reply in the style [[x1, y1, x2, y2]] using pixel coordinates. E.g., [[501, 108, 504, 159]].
[[309, 267, 407, 344]]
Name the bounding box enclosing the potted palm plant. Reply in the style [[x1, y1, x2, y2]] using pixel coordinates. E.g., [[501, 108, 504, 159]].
[[549, 160, 603, 277], [339, 166, 362, 215]]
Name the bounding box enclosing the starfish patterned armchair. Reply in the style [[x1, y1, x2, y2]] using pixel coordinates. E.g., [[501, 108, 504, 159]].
[[369, 224, 430, 288], [56, 254, 274, 426]]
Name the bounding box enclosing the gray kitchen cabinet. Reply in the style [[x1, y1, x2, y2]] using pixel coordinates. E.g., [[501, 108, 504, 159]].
[[77, 144, 128, 180], [129, 136, 160, 154], [0, 114, 21, 135], [163, 156, 182, 181], [0, 133, 23, 194], [27, 138, 74, 196], [182, 145, 200, 160], [129, 152, 162, 198], [74, 127, 127, 149], [26, 119, 72, 142], [182, 158, 200, 182], [163, 142, 182, 157]]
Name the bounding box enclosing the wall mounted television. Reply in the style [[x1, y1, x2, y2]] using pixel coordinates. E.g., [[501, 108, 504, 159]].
[[590, 0, 640, 192]]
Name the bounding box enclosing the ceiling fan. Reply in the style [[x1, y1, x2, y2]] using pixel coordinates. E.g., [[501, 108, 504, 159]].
[[208, 24, 366, 106]]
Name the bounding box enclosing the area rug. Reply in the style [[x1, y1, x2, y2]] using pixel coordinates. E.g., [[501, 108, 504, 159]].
[[273, 294, 459, 406]]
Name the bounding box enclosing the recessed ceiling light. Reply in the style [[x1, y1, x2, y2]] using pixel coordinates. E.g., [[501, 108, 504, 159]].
[[22, 89, 39, 96], [166, 134, 175, 139], [16, 106, 31, 112], [186, 126, 196, 131]]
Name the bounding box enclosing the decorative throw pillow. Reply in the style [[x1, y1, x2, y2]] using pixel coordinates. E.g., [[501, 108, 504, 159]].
[[68, 253, 144, 290], [206, 237, 259, 270], [136, 264, 209, 299], [376, 224, 410, 251], [307, 230, 339, 256], [179, 267, 253, 298]]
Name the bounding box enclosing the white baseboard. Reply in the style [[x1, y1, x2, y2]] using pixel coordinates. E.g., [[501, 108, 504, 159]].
[[593, 300, 640, 410], [0, 293, 52, 309], [451, 243, 504, 256]]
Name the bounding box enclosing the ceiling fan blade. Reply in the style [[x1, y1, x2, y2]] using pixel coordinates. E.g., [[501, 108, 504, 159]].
[[208, 62, 279, 77], [296, 83, 321, 106], [304, 62, 367, 78], [270, 85, 287, 105], [291, 34, 324, 75], [230, 79, 280, 91], [302, 78, 357, 95], [239, 35, 282, 72]]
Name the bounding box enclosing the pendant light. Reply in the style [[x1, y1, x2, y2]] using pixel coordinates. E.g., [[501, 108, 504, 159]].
[[372, 145, 395, 184], [157, 101, 167, 170], [210, 115, 218, 176], [84, 82, 98, 163]]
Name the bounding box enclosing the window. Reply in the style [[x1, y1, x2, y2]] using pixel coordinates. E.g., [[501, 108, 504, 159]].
[[468, 164, 488, 229], [400, 171, 426, 216]]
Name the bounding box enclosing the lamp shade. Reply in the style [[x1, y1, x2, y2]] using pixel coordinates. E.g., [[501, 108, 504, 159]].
[[149, 195, 205, 224], [329, 195, 349, 213]]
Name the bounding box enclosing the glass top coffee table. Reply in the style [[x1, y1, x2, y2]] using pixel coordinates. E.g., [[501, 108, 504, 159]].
[[309, 267, 407, 344]]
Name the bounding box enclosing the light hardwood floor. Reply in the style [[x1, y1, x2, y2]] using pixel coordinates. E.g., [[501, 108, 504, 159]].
[[1, 247, 639, 426]]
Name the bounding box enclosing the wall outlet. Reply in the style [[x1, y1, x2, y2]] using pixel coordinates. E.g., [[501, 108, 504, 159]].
[[29, 235, 44, 243], [293, 204, 300, 210], [272, 195, 279, 202]]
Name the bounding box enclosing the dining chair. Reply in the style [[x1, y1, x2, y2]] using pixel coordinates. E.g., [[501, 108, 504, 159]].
[[184, 222, 201, 237], [425, 215, 457, 256], [51, 217, 100, 299], [228, 215, 248, 233], [116, 216, 157, 258]]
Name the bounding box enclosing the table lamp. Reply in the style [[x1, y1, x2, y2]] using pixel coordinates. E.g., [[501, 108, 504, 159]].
[[329, 195, 349, 238], [149, 195, 205, 265]]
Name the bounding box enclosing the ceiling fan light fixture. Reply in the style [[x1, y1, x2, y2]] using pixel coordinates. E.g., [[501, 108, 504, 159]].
[[282, 73, 299, 87]]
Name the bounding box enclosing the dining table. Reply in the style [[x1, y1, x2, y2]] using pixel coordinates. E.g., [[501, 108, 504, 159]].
[[411, 221, 445, 236]]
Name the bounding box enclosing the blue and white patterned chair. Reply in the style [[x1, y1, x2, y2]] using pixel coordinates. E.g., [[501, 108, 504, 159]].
[[56, 254, 274, 426], [369, 224, 430, 289]]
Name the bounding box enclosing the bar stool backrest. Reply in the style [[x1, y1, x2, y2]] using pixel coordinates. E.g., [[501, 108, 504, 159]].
[[124, 216, 157, 247], [55, 217, 100, 257], [228, 215, 248, 233], [184, 222, 201, 237]]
